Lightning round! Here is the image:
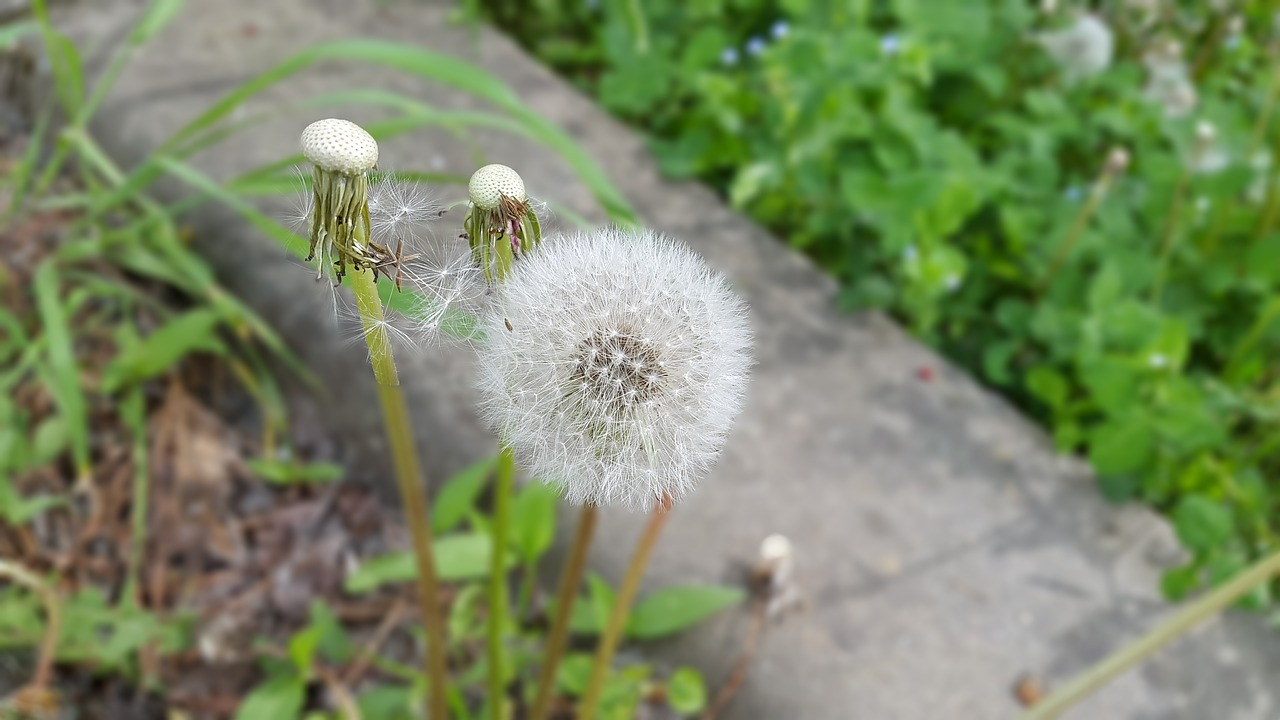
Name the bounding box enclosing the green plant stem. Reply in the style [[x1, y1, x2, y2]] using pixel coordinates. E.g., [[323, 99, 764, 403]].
[[1037, 174, 1113, 297], [347, 263, 449, 720], [530, 503, 600, 720], [487, 444, 516, 719], [122, 388, 149, 608], [579, 495, 673, 719], [1151, 169, 1190, 303], [1020, 546, 1280, 720]]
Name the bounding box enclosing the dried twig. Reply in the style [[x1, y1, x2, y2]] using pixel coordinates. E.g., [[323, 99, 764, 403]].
[[0, 559, 60, 690], [342, 599, 407, 686], [700, 594, 767, 720]]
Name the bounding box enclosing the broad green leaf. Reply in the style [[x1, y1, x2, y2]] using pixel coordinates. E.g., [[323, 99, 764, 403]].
[[1025, 366, 1068, 412], [626, 585, 744, 640], [509, 482, 558, 562], [432, 455, 496, 533], [1172, 496, 1234, 555], [357, 686, 414, 720], [345, 533, 511, 593], [235, 676, 306, 720], [667, 667, 708, 715], [101, 308, 227, 392], [1088, 416, 1153, 477]]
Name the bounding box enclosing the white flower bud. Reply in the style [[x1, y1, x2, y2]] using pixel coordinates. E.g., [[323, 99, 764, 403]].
[[300, 118, 378, 175], [468, 164, 526, 210]]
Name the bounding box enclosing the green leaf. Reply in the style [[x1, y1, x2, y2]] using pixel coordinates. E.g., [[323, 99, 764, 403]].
[[570, 573, 616, 635], [287, 623, 322, 678], [1172, 496, 1234, 555], [432, 455, 496, 533], [557, 653, 593, 697], [32, 261, 90, 479], [245, 458, 344, 485], [357, 686, 414, 720], [101, 308, 228, 392], [235, 676, 306, 720], [345, 533, 510, 593], [667, 667, 708, 715], [509, 482, 559, 562], [129, 0, 187, 45], [1088, 416, 1152, 477], [1025, 366, 1068, 412], [626, 585, 744, 640], [1160, 563, 1201, 601]]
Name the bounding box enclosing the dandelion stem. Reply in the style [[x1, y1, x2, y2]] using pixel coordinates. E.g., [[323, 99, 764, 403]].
[[348, 258, 450, 720], [1019, 545, 1280, 720], [530, 503, 599, 720], [1151, 169, 1190, 303], [487, 444, 516, 719], [1038, 174, 1114, 298], [579, 495, 674, 719]]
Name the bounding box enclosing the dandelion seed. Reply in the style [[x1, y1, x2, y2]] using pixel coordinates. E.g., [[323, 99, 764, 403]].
[[475, 227, 752, 509]]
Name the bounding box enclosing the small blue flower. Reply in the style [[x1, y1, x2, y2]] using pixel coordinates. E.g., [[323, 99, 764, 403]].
[[746, 36, 767, 57], [721, 47, 740, 66], [1064, 185, 1083, 202], [902, 245, 918, 262], [771, 20, 790, 40], [880, 33, 901, 55]]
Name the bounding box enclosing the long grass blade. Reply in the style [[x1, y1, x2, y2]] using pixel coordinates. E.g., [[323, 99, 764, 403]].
[[32, 261, 92, 483]]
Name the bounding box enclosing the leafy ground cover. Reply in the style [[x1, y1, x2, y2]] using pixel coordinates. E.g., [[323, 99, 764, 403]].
[[483, 0, 1280, 613]]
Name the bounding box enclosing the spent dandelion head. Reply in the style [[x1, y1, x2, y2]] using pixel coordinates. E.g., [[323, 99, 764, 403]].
[[300, 118, 380, 284], [475, 227, 752, 510], [465, 164, 541, 284]]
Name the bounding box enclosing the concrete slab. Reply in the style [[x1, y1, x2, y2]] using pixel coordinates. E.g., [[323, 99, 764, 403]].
[[45, 0, 1280, 717]]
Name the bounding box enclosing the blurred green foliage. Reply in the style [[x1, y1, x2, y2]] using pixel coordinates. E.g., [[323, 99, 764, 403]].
[[488, 0, 1280, 608]]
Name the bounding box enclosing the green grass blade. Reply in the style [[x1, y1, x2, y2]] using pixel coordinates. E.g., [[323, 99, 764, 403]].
[[155, 39, 635, 224], [32, 261, 92, 482], [32, 0, 84, 118], [0, 20, 38, 48], [78, 0, 190, 125]]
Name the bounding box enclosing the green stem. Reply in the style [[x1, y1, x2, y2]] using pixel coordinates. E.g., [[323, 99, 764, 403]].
[[1150, 170, 1190, 304], [1020, 546, 1280, 720], [488, 444, 516, 719], [579, 496, 673, 719], [530, 504, 599, 720], [347, 261, 450, 720], [1037, 175, 1114, 298], [122, 388, 149, 608]]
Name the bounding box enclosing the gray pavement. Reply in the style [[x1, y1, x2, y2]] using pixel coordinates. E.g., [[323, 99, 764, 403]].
[[47, 0, 1280, 717]]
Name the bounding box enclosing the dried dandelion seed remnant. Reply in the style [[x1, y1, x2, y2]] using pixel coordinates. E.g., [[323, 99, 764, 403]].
[[301, 118, 378, 174], [475, 227, 752, 509], [299, 118, 381, 283], [464, 164, 540, 283], [468, 163, 526, 209]]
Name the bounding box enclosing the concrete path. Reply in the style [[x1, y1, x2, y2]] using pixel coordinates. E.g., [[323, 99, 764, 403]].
[[49, 1, 1280, 717]]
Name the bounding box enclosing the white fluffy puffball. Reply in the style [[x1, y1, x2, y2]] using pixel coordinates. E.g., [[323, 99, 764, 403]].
[[475, 227, 752, 509]]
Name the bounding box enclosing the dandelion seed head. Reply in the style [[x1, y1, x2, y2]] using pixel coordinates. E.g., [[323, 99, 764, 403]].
[[468, 164, 526, 210], [475, 227, 752, 509], [1034, 14, 1113, 83], [300, 118, 378, 175]]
